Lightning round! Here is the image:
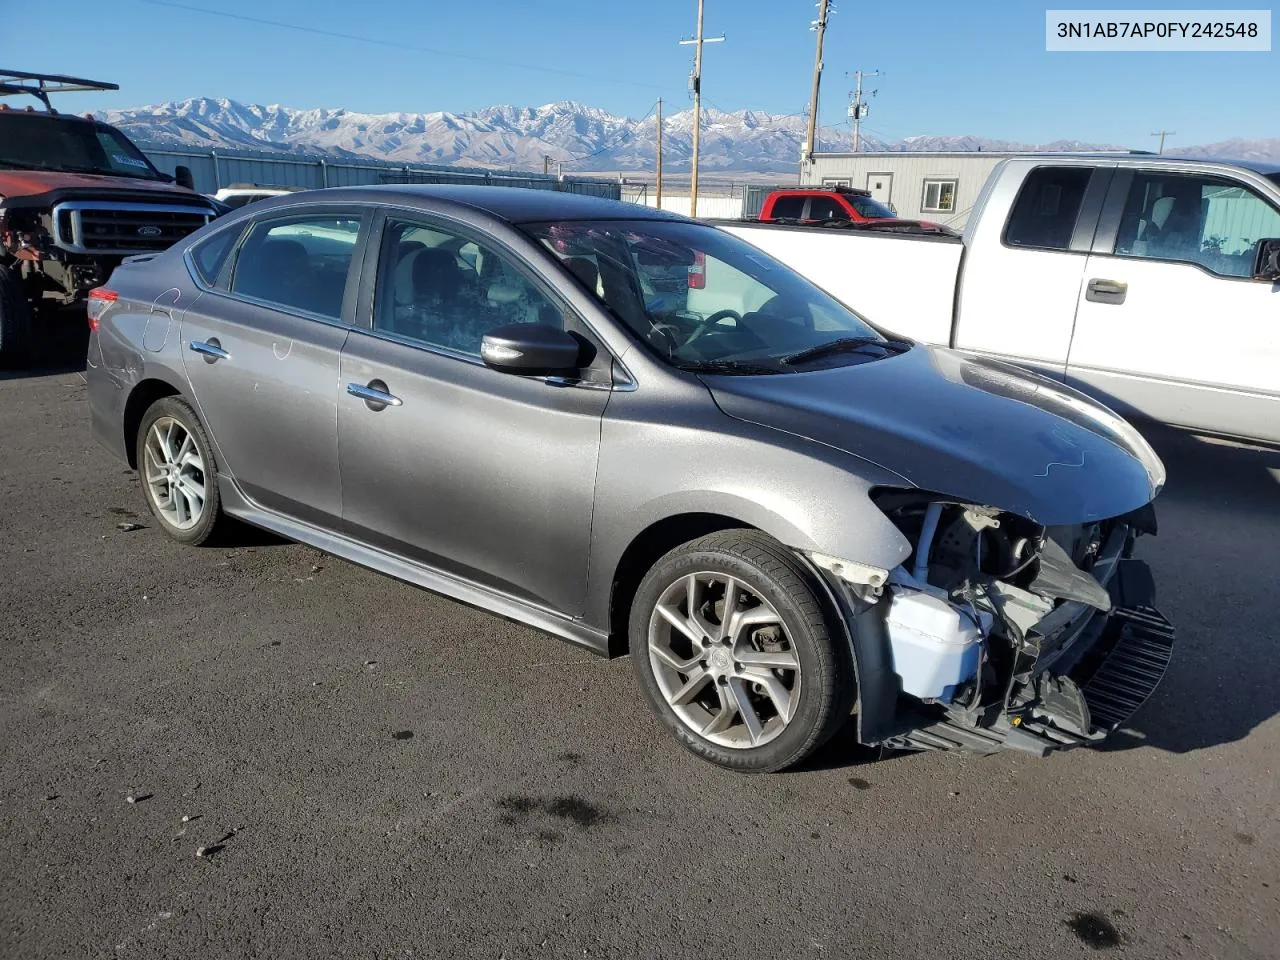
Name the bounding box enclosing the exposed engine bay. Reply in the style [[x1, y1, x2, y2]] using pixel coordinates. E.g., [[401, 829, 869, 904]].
[[828, 493, 1173, 755]]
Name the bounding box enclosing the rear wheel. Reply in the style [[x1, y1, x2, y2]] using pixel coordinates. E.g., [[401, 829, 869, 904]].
[[0, 263, 32, 368], [136, 396, 225, 546], [630, 530, 854, 772]]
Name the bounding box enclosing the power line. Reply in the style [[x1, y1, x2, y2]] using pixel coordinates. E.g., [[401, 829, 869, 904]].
[[139, 0, 664, 91]]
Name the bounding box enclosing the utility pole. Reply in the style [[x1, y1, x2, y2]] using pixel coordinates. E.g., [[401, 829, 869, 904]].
[[849, 69, 882, 152], [802, 0, 832, 172], [655, 97, 664, 209], [1150, 129, 1176, 154], [679, 0, 724, 218], [543, 155, 550, 175]]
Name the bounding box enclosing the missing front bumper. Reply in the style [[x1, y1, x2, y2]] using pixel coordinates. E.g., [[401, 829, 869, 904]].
[[885, 593, 1175, 757]]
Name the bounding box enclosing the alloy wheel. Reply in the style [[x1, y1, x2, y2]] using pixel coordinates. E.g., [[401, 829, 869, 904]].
[[142, 416, 207, 531], [647, 571, 801, 749]]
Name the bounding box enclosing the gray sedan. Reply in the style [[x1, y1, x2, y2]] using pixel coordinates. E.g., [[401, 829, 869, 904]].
[[86, 185, 1174, 772]]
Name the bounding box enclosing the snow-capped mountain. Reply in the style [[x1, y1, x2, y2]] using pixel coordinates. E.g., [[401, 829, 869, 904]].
[[100, 98, 1276, 173]]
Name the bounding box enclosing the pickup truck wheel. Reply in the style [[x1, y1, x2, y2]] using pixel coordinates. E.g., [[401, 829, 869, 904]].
[[630, 530, 854, 772], [0, 264, 33, 368], [136, 397, 225, 546]]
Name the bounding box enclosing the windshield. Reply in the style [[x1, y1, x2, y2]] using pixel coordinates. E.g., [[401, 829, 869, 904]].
[[524, 219, 894, 373], [848, 195, 897, 219], [0, 114, 163, 180]]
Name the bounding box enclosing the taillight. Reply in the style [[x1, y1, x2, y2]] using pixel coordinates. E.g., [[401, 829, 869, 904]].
[[86, 287, 118, 331], [687, 250, 706, 290]]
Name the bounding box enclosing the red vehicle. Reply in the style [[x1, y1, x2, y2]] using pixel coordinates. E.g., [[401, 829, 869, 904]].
[[757, 186, 944, 231], [0, 70, 218, 365]]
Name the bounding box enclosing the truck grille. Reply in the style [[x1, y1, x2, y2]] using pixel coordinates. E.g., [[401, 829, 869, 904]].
[[50, 200, 215, 256]]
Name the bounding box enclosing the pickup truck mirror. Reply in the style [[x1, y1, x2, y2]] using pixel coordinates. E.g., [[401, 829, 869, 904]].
[[174, 165, 195, 191], [1252, 238, 1280, 281]]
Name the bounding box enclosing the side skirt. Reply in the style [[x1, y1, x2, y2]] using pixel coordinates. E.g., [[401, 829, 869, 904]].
[[217, 477, 612, 657]]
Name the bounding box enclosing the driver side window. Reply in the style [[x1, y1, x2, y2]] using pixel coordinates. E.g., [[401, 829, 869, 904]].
[[1113, 173, 1280, 278], [374, 219, 564, 358]]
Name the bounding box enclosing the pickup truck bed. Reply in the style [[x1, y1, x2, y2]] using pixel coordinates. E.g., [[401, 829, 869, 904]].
[[715, 221, 964, 347]]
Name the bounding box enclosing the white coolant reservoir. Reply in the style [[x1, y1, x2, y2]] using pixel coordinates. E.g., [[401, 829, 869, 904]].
[[884, 588, 990, 702]]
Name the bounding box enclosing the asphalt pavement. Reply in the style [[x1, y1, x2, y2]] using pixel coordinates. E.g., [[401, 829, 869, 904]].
[[1, 332, 1277, 959]]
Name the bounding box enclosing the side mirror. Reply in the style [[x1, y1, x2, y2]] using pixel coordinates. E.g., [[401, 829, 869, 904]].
[[480, 323, 581, 374], [1253, 238, 1280, 281], [174, 165, 195, 191]]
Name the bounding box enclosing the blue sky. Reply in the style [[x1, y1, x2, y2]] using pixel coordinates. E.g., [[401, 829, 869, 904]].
[[5, 0, 1275, 148]]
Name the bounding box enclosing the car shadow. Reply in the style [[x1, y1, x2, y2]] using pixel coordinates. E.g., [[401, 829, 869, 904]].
[[1098, 424, 1280, 755]]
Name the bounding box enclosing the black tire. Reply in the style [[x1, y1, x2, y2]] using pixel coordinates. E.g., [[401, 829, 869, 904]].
[[0, 263, 33, 369], [135, 396, 225, 546], [630, 529, 855, 772]]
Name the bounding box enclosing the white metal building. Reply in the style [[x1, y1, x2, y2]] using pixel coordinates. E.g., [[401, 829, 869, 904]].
[[802, 152, 1015, 229]]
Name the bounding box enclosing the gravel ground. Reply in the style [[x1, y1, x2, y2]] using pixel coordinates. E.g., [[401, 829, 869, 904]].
[[1, 343, 1277, 959]]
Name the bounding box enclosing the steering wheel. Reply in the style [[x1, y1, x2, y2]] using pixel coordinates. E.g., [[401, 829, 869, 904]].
[[684, 309, 743, 348]]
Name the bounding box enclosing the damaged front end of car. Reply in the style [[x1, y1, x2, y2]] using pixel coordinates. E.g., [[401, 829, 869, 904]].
[[810, 491, 1174, 756]]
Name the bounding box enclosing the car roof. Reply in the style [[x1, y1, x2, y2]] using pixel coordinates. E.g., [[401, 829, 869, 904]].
[[268, 183, 689, 224], [1008, 152, 1280, 176]]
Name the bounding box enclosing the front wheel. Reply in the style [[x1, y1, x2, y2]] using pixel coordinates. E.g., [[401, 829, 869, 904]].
[[136, 396, 226, 546], [630, 530, 854, 772]]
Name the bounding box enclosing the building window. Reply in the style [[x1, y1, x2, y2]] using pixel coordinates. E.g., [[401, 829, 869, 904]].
[[921, 179, 957, 214], [821, 178, 851, 187]]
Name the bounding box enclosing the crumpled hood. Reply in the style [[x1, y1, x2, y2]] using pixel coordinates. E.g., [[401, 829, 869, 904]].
[[0, 170, 198, 199], [706, 345, 1166, 525]]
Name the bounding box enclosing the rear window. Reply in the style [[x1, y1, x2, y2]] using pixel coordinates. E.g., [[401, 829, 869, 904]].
[[190, 228, 240, 285], [229, 215, 361, 319], [1003, 167, 1093, 251], [767, 196, 806, 219]]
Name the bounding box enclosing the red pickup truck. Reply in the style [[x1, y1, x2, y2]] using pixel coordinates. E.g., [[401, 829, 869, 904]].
[[757, 187, 944, 231]]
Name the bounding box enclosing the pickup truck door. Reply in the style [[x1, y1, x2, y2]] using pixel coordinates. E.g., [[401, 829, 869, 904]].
[[953, 164, 1111, 376], [1067, 167, 1280, 443]]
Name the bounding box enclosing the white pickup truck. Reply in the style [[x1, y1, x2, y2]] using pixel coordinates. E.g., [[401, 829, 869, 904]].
[[718, 155, 1280, 444]]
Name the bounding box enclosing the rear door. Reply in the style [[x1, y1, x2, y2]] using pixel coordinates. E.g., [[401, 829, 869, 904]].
[[180, 207, 367, 526], [336, 210, 611, 616], [1066, 167, 1280, 441], [953, 163, 1110, 375]]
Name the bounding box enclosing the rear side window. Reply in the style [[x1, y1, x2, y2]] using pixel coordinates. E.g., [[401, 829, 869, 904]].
[[1004, 167, 1093, 251], [806, 196, 847, 221], [768, 196, 806, 219], [190, 228, 239, 285], [229, 215, 361, 319]]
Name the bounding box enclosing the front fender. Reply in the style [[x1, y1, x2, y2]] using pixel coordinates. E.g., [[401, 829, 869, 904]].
[[584, 402, 915, 631]]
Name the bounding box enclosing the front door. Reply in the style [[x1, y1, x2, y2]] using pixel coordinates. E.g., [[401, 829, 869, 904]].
[[1066, 168, 1280, 442], [337, 213, 610, 616], [180, 209, 365, 526], [953, 164, 1106, 376], [865, 172, 893, 209]]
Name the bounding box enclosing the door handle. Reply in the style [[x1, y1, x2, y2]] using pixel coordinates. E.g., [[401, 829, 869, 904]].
[[189, 339, 231, 362], [347, 380, 402, 410], [1086, 278, 1128, 305]]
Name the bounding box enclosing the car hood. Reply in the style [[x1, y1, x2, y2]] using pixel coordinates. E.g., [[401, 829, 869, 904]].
[[0, 170, 196, 199], [704, 345, 1166, 525]]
